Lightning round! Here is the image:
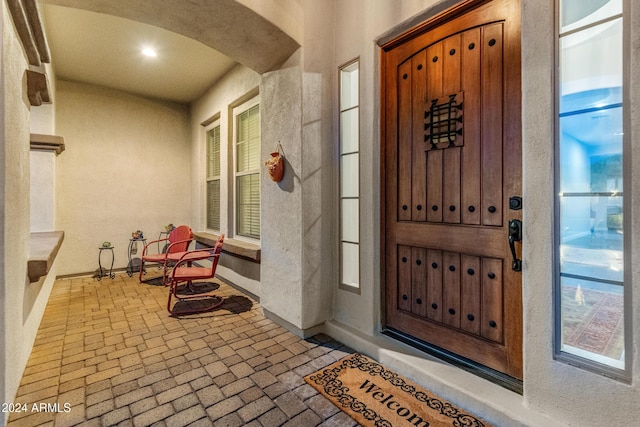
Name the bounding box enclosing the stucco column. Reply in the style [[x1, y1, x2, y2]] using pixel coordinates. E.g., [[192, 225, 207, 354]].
[[259, 66, 331, 335]]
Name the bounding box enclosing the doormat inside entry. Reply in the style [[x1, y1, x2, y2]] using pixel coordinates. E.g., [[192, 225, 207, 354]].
[[304, 353, 493, 427]]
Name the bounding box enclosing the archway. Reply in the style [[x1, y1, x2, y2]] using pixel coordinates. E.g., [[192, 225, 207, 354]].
[[42, 0, 300, 73]]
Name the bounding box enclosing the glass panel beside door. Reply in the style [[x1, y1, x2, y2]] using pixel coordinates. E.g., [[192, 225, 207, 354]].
[[556, 0, 626, 376]]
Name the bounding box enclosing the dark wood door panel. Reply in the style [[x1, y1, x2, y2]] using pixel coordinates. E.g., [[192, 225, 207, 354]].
[[480, 22, 505, 227], [442, 251, 462, 328], [393, 244, 506, 343], [386, 307, 510, 372], [460, 27, 482, 225], [411, 52, 428, 222], [426, 249, 443, 322], [460, 254, 482, 335], [382, 0, 522, 380], [397, 60, 413, 222], [395, 222, 505, 258], [394, 25, 508, 228]]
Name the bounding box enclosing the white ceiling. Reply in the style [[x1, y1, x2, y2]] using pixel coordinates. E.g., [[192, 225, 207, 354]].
[[42, 4, 238, 104]]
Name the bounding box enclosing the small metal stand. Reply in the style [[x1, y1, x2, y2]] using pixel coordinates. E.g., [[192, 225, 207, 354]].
[[97, 246, 115, 280], [158, 231, 170, 253], [127, 238, 147, 277]]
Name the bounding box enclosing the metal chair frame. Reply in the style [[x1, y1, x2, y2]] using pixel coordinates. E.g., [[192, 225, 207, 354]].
[[139, 225, 193, 286], [167, 235, 225, 315]]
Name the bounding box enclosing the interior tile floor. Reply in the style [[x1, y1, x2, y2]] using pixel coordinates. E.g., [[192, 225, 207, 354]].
[[8, 272, 357, 427]]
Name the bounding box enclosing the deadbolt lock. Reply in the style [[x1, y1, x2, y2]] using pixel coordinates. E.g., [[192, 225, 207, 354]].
[[509, 196, 522, 210]]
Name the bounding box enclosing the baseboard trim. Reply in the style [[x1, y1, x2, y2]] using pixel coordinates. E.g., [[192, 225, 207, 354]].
[[262, 308, 324, 339]]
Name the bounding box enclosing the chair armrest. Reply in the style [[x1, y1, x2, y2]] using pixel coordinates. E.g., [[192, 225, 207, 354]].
[[166, 238, 194, 253], [142, 237, 169, 256], [173, 249, 217, 268]]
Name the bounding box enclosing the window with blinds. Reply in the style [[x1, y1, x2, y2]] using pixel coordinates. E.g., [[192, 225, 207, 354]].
[[206, 125, 221, 231], [235, 103, 260, 239]]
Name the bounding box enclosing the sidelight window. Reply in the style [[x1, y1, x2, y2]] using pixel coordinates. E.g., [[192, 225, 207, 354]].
[[339, 59, 360, 292], [555, 0, 628, 379]]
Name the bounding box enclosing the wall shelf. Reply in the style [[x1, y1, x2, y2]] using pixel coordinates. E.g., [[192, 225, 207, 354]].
[[28, 231, 64, 282], [30, 133, 65, 155]]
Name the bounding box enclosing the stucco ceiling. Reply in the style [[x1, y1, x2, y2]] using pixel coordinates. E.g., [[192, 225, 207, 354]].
[[41, 4, 239, 104]]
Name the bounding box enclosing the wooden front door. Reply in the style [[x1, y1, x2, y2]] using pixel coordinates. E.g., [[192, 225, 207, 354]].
[[381, 0, 523, 380]]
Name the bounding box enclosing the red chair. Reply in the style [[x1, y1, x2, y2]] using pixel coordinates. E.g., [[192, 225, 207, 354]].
[[139, 225, 193, 285], [167, 235, 225, 315]]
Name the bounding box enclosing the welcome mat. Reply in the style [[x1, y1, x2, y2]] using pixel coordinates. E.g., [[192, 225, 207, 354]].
[[305, 353, 492, 427]]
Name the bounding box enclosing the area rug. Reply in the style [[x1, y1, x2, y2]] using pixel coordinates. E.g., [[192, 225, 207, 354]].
[[561, 285, 624, 360], [305, 353, 492, 427]]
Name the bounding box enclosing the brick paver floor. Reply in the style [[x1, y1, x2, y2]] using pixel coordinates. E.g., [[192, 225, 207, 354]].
[[8, 272, 357, 426]]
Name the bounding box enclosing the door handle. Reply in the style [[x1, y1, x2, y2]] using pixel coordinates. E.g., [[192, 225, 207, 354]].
[[508, 219, 522, 272]]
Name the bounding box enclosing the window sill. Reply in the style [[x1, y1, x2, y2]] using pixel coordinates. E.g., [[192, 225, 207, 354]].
[[193, 231, 261, 263], [29, 231, 64, 282]]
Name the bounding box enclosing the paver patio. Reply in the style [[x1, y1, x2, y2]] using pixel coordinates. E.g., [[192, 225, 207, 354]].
[[7, 272, 357, 427]]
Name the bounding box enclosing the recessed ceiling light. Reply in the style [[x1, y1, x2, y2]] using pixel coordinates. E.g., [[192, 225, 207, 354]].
[[142, 48, 157, 57]]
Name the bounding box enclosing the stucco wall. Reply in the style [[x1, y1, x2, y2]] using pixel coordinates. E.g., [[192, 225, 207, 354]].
[[298, 0, 335, 332], [326, 0, 640, 426], [332, 0, 394, 337], [190, 64, 262, 297], [30, 151, 56, 232], [259, 66, 304, 327], [2, 0, 35, 420], [189, 38, 335, 333], [29, 63, 56, 135], [55, 81, 191, 275], [2, 0, 638, 425], [522, 0, 640, 425], [40, 0, 299, 75], [236, 0, 303, 45], [30, 62, 57, 233], [241, 1, 336, 333], [331, 0, 467, 343]]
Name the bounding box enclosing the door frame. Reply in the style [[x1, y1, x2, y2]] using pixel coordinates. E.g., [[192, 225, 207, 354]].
[[379, 0, 523, 391]]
